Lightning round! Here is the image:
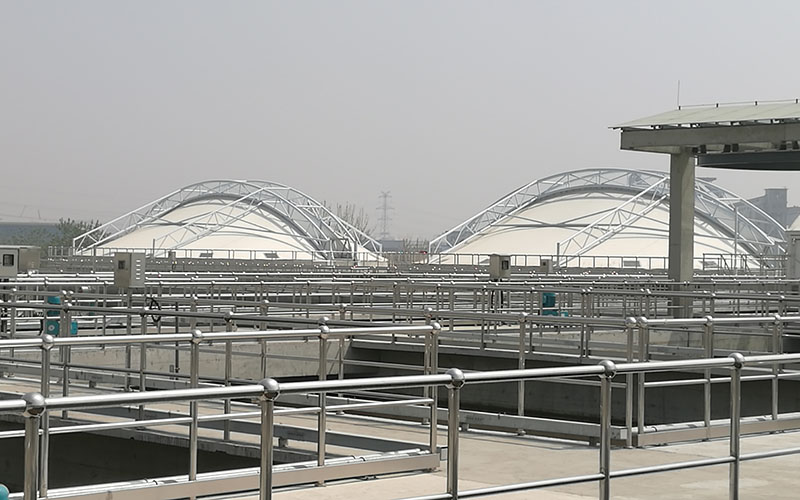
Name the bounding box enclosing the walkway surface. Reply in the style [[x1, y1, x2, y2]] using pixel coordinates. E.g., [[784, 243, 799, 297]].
[[237, 408, 799, 500], [2, 375, 797, 499]]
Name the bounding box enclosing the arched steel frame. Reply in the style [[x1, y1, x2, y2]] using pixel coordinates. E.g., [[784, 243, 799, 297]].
[[429, 168, 785, 264], [73, 180, 382, 260]]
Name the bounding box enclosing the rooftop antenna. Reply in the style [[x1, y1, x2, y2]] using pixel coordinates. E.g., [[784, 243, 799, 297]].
[[377, 191, 393, 240], [677, 80, 681, 109]]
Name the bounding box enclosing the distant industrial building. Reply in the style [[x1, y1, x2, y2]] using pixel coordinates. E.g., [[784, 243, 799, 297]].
[[0, 222, 59, 244], [741, 187, 800, 230]]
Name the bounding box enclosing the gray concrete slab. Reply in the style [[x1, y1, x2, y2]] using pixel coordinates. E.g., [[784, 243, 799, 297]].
[[2, 376, 799, 499]]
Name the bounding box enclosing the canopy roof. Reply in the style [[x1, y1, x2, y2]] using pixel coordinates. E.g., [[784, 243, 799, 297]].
[[614, 100, 800, 129], [429, 168, 785, 268], [74, 180, 382, 261]]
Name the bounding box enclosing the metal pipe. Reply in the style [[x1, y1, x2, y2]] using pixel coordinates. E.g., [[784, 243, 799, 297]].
[[446, 368, 465, 499], [317, 325, 329, 479], [598, 361, 616, 500], [139, 313, 147, 420], [224, 318, 233, 441], [624, 318, 635, 448], [189, 330, 202, 481], [39, 336, 53, 498], [610, 456, 734, 479], [125, 289, 132, 392], [703, 317, 713, 437], [518, 315, 527, 424], [259, 379, 279, 500], [429, 323, 440, 455], [729, 353, 744, 500], [23, 393, 45, 500]]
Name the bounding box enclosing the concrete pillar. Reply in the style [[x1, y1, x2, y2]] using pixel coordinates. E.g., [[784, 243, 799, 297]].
[[669, 151, 695, 282]]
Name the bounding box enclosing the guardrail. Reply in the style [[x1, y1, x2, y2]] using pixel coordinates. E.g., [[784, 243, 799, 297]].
[[42, 246, 789, 274], [4, 293, 800, 448], [0, 322, 441, 499], [3, 352, 800, 499]]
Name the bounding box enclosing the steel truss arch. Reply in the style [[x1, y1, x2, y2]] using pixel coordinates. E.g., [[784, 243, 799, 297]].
[[73, 180, 382, 260], [429, 168, 785, 262]]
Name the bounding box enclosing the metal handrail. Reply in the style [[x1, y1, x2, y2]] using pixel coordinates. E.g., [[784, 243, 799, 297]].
[[6, 352, 800, 500]]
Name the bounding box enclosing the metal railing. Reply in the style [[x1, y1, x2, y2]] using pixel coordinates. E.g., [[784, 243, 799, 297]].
[[42, 246, 789, 274], [4, 352, 800, 499]]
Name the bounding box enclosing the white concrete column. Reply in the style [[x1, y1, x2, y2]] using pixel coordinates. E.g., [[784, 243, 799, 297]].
[[668, 150, 695, 282]]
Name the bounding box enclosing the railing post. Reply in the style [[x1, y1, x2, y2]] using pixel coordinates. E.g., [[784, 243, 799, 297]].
[[517, 313, 528, 433], [729, 353, 744, 500], [317, 321, 330, 483], [224, 312, 234, 441], [772, 314, 782, 421], [260, 300, 270, 378], [423, 308, 433, 426], [446, 368, 465, 499], [259, 378, 280, 500], [39, 336, 54, 498], [429, 322, 441, 456], [637, 317, 649, 442], [9, 287, 16, 339], [624, 317, 636, 448], [598, 360, 617, 500], [125, 289, 133, 391], [189, 329, 203, 481], [23, 392, 45, 500], [60, 299, 71, 419], [139, 311, 147, 420], [703, 316, 714, 438]]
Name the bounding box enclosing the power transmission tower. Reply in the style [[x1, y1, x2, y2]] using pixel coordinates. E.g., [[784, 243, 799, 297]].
[[377, 191, 393, 240]]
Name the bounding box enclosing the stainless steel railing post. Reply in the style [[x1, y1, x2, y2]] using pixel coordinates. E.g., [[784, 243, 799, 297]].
[[518, 314, 528, 427], [39, 335, 54, 498], [446, 368, 465, 499], [598, 360, 617, 500], [771, 315, 782, 421], [224, 313, 233, 441], [125, 289, 133, 391], [9, 287, 16, 339], [429, 323, 440, 456], [636, 317, 649, 442], [317, 322, 330, 482], [624, 317, 636, 448], [423, 308, 433, 426], [729, 353, 744, 500], [189, 330, 203, 481], [703, 316, 714, 438], [61, 301, 72, 419], [139, 312, 147, 420], [23, 392, 45, 500], [259, 378, 280, 500], [260, 301, 269, 378]]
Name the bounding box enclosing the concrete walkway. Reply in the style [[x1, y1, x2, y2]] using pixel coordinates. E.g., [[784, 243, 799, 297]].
[[2, 375, 797, 499], [245, 410, 799, 499]]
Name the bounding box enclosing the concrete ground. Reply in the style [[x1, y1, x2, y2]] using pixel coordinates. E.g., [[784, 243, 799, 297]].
[[229, 405, 798, 500]]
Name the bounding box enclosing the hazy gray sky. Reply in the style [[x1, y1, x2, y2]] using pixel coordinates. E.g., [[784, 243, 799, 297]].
[[2, 1, 800, 239]]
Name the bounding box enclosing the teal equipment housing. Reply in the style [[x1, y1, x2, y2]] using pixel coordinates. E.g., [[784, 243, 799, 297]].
[[542, 292, 558, 316], [45, 296, 78, 336]]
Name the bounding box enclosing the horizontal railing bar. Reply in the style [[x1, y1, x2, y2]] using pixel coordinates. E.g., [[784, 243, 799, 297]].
[[0, 325, 435, 349], [610, 456, 734, 478], [740, 446, 800, 461], [4, 353, 800, 416], [402, 473, 606, 500]]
